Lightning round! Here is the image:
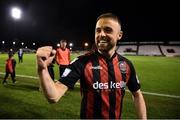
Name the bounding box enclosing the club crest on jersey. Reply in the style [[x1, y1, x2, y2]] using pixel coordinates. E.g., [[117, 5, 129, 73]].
[[119, 61, 127, 74]]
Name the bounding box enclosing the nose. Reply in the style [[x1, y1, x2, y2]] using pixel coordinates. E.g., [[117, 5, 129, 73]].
[[99, 30, 106, 37]]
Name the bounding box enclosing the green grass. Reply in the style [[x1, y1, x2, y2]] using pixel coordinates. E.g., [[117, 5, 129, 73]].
[[127, 56, 180, 95], [0, 53, 180, 118]]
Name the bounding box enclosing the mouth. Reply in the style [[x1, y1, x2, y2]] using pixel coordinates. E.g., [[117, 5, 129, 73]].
[[98, 39, 108, 44], [97, 40, 108, 49]]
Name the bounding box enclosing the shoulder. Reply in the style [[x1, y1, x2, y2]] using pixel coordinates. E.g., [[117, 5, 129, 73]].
[[56, 48, 61, 54], [56, 48, 61, 51], [71, 51, 95, 65], [12, 59, 16, 62], [79, 51, 95, 60], [116, 53, 130, 62], [66, 48, 70, 51], [66, 48, 71, 53]]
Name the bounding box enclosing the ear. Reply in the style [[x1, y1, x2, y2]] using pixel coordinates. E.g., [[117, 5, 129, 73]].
[[117, 31, 123, 40]]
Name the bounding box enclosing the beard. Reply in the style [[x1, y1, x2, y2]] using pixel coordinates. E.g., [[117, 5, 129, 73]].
[[96, 40, 115, 52]]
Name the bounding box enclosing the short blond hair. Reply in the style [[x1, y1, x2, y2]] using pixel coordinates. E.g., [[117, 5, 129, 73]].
[[97, 13, 122, 28]]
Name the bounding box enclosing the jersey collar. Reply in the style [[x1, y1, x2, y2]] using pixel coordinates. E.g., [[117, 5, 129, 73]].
[[95, 50, 117, 61]]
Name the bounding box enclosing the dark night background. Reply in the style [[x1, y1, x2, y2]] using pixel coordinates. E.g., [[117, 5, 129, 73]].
[[0, 0, 179, 49]]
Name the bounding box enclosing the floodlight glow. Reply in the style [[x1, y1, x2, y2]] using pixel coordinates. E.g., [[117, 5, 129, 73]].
[[69, 43, 73, 47], [57, 43, 60, 47], [33, 43, 35, 45], [21, 42, 24, 45], [84, 42, 89, 47], [13, 41, 16, 45], [2, 41, 5, 44], [11, 7, 22, 19]]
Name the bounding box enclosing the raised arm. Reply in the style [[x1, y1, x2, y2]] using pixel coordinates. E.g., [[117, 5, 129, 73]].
[[132, 89, 147, 119], [36, 46, 68, 103]]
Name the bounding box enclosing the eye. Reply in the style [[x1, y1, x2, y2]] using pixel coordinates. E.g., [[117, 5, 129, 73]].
[[104, 27, 113, 33], [95, 28, 101, 33]]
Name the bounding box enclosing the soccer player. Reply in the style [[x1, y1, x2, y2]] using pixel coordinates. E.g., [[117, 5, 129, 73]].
[[36, 13, 147, 119], [55, 40, 71, 77], [2, 53, 16, 85]]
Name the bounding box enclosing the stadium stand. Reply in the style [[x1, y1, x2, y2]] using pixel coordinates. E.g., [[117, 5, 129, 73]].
[[116, 41, 180, 57], [138, 45, 162, 56], [116, 45, 137, 55], [160, 45, 180, 57]]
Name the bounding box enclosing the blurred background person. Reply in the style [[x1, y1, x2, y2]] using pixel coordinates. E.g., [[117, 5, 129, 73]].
[[55, 39, 71, 77], [18, 48, 24, 63], [8, 48, 14, 56], [2, 53, 16, 85]]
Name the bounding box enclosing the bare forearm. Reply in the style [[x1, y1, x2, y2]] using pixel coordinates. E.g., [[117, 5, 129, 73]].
[[36, 46, 68, 103], [133, 91, 147, 119], [38, 68, 63, 103]]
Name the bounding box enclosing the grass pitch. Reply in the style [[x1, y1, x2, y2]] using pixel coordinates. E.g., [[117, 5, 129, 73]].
[[0, 53, 180, 118]]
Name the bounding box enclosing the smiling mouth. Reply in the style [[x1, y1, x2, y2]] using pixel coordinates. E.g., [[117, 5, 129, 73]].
[[99, 40, 108, 44]]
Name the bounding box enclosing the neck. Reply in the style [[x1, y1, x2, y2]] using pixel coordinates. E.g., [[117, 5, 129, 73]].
[[61, 47, 66, 50], [98, 48, 115, 59]]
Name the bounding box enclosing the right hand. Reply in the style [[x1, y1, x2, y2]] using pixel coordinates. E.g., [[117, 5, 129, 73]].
[[36, 46, 56, 71]]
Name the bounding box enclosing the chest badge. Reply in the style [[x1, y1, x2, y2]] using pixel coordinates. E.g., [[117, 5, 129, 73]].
[[119, 61, 127, 74]]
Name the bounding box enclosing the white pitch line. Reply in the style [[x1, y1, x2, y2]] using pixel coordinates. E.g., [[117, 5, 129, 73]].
[[126, 90, 180, 99], [0, 72, 38, 79], [0, 72, 180, 99], [142, 91, 180, 99], [16, 74, 39, 79]]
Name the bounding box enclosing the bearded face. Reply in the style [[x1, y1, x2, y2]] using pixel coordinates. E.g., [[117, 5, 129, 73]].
[[95, 18, 122, 52]]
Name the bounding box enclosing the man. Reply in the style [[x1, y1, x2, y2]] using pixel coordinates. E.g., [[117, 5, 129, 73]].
[[55, 40, 71, 77], [36, 13, 147, 119], [18, 48, 23, 63]]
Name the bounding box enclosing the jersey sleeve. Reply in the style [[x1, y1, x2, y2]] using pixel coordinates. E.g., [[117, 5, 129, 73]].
[[59, 57, 82, 89], [126, 60, 140, 92]]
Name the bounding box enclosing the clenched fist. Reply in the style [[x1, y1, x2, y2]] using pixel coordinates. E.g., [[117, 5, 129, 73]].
[[36, 46, 56, 71]]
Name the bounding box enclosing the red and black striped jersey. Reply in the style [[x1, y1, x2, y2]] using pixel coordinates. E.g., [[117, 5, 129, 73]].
[[59, 51, 140, 119], [5, 58, 16, 73]]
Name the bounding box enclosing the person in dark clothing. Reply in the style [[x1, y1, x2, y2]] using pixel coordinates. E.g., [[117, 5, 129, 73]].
[[8, 49, 14, 56], [47, 58, 55, 80], [18, 48, 23, 63]]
